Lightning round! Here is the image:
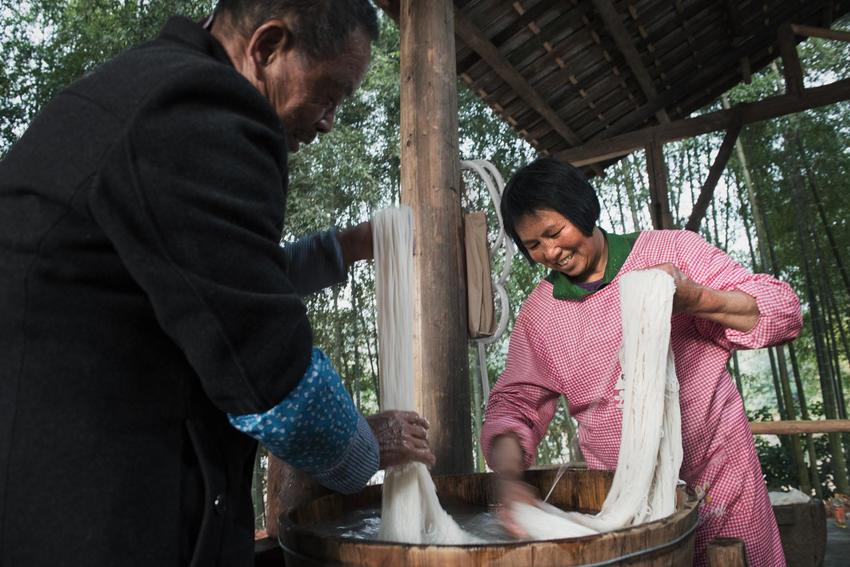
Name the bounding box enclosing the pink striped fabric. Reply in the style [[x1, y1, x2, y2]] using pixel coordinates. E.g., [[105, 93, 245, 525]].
[[482, 230, 802, 566]]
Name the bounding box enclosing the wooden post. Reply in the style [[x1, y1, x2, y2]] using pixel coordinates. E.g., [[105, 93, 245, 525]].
[[399, 0, 472, 474], [778, 24, 804, 96], [645, 139, 674, 229], [707, 538, 748, 566]]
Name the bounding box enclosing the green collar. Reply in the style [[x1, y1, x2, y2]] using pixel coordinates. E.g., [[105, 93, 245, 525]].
[[545, 230, 639, 301]]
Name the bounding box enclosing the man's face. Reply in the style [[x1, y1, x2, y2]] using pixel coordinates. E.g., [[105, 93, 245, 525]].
[[262, 30, 371, 153]]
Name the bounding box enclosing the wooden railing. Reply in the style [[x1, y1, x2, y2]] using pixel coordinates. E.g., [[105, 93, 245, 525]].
[[750, 419, 850, 435]]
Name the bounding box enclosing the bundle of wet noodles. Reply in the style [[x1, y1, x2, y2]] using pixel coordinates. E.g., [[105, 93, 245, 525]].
[[513, 269, 683, 538], [372, 207, 477, 545]]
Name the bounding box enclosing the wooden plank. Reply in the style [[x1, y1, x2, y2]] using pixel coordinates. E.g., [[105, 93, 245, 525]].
[[399, 0, 471, 475], [557, 76, 850, 165], [707, 538, 747, 567], [591, 0, 670, 123], [751, 419, 850, 435], [684, 123, 741, 232], [645, 140, 674, 229], [778, 23, 804, 96], [791, 23, 850, 42]]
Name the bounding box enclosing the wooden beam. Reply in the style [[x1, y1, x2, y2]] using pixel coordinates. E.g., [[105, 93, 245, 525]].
[[684, 123, 742, 232], [591, 0, 670, 124], [453, 11, 583, 148], [778, 23, 804, 96], [399, 0, 472, 475], [791, 23, 850, 43], [707, 538, 747, 567], [751, 419, 850, 435], [557, 76, 850, 166], [645, 140, 674, 229]]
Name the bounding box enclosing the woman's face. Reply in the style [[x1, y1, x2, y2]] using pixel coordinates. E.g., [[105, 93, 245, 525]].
[[514, 209, 606, 283]]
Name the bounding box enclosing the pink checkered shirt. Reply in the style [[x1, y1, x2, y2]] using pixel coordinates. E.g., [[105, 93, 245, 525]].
[[482, 230, 802, 566]]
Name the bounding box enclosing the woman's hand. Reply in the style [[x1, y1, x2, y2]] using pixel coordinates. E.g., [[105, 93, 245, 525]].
[[490, 434, 536, 538], [644, 263, 759, 332], [644, 262, 702, 314], [366, 410, 436, 469], [494, 475, 537, 538]]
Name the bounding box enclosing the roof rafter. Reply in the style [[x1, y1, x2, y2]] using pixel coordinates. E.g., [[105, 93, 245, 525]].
[[453, 12, 588, 151], [591, 0, 670, 124]]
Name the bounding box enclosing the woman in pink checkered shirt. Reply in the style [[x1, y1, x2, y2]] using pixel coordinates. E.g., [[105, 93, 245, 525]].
[[482, 158, 802, 566]]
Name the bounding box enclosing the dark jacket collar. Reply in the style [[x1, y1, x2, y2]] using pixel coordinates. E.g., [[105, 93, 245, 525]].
[[158, 16, 234, 68]]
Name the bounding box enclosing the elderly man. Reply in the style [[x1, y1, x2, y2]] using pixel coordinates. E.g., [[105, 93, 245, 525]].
[[0, 1, 433, 565]]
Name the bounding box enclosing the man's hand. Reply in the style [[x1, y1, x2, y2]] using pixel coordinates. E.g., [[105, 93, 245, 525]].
[[337, 221, 373, 269], [366, 410, 436, 469]]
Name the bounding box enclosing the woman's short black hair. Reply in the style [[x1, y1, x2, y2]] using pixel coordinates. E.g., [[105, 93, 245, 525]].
[[500, 157, 600, 262]]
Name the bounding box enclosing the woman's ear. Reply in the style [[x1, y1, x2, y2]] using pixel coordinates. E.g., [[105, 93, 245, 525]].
[[247, 18, 294, 68]]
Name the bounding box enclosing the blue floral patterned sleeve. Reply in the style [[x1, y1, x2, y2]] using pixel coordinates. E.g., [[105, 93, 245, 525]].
[[228, 348, 379, 494]]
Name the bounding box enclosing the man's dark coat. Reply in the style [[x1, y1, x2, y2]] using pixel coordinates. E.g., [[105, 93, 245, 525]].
[[0, 17, 312, 566]]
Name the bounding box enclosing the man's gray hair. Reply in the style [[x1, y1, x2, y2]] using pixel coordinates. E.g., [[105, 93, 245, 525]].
[[216, 0, 379, 59]]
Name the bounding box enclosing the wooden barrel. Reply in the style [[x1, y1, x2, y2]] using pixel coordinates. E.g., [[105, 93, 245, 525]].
[[773, 499, 826, 567], [279, 468, 699, 566]]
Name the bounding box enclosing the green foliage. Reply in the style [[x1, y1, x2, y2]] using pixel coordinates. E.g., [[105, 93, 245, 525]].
[[0, 0, 213, 157]]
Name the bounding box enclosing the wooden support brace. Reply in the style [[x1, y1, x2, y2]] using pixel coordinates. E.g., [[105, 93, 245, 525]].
[[685, 123, 742, 232], [790, 23, 850, 43], [707, 538, 748, 567], [751, 418, 850, 435], [778, 23, 804, 96]]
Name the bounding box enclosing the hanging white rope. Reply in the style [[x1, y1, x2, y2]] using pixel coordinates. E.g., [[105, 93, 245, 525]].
[[373, 206, 477, 544], [460, 160, 515, 401], [513, 269, 682, 537]]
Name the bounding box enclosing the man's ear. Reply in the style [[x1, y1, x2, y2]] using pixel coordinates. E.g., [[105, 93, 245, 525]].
[[247, 19, 294, 67]]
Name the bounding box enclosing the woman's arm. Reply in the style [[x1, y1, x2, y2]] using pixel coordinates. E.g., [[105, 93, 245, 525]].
[[645, 230, 802, 350], [650, 262, 759, 332]]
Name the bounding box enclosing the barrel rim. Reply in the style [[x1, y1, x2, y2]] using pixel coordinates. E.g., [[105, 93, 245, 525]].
[[279, 470, 701, 550]]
